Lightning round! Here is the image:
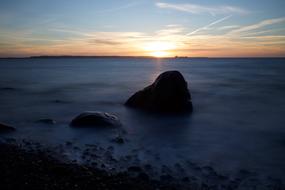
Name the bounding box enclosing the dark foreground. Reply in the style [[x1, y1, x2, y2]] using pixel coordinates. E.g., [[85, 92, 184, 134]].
[[0, 143, 181, 190], [1, 142, 285, 190]]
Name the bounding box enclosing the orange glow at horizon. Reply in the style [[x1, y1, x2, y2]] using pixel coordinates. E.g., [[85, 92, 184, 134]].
[[1, 33, 285, 58], [143, 41, 175, 57]]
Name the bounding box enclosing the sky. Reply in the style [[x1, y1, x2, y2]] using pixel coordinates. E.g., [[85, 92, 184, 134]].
[[0, 0, 285, 57]]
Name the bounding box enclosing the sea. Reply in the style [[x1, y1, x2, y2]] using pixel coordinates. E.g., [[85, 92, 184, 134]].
[[1, 57, 285, 186]]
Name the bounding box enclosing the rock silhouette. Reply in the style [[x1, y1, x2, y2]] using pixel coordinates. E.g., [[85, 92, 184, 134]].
[[125, 70, 193, 113], [0, 122, 15, 133], [70, 111, 121, 127]]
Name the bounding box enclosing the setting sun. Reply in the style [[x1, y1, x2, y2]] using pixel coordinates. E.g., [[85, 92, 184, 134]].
[[143, 42, 175, 57], [150, 51, 168, 57]]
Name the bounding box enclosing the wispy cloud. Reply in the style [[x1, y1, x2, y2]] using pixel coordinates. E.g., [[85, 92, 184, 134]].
[[242, 28, 285, 37], [155, 25, 185, 36], [156, 2, 248, 15], [186, 15, 232, 36], [49, 28, 91, 36], [218, 25, 240, 30], [89, 39, 122, 45], [229, 17, 285, 35]]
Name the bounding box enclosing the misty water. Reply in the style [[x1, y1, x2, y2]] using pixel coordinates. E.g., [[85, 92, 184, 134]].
[[1, 58, 285, 183]]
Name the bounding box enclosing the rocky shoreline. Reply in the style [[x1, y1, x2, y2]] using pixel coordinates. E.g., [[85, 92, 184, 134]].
[[0, 141, 181, 190], [1, 138, 284, 190]]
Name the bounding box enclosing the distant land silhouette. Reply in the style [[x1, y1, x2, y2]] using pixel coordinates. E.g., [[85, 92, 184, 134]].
[[0, 55, 211, 59], [30, 55, 209, 59], [1, 55, 285, 59]]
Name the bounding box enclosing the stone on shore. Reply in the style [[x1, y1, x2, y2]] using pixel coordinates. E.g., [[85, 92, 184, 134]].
[[70, 111, 121, 127]]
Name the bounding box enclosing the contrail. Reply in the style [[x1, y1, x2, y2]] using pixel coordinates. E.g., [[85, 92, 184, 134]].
[[186, 15, 232, 36]]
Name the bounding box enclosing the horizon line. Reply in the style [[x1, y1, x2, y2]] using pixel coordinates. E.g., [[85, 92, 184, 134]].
[[0, 55, 285, 59]]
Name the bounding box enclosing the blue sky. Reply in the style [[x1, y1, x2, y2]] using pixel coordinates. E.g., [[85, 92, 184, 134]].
[[0, 0, 285, 57]]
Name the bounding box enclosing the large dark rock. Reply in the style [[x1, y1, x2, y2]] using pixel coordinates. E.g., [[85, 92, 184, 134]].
[[70, 111, 121, 127], [125, 70, 192, 113], [0, 123, 16, 133]]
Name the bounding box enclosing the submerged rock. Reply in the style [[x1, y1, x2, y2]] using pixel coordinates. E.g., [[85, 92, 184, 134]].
[[0, 123, 16, 133], [36, 118, 56, 125], [70, 111, 121, 127], [0, 87, 16, 91], [51, 99, 70, 104], [112, 135, 125, 144], [125, 70, 193, 113]]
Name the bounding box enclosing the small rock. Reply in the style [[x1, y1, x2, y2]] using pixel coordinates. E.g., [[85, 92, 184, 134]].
[[138, 172, 150, 181], [70, 111, 121, 127], [0, 122, 16, 133], [160, 174, 174, 181], [65, 141, 72, 146], [112, 135, 125, 144], [182, 177, 190, 182], [36, 118, 56, 124], [144, 164, 153, 170], [128, 166, 142, 172], [52, 99, 69, 104], [0, 87, 16, 91]]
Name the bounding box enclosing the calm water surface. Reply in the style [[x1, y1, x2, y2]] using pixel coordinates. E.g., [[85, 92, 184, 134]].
[[0, 57, 285, 180]]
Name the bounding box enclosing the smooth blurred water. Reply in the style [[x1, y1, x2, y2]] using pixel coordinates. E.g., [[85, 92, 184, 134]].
[[1, 57, 285, 179]]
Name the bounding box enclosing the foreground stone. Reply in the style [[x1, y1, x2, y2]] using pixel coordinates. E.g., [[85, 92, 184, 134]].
[[70, 111, 121, 127], [125, 70, 193, 113], [0, 122, 16, 133]]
